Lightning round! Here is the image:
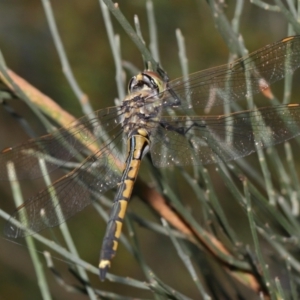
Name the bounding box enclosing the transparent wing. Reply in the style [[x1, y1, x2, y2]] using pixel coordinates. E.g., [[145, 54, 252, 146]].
[[150, 104, 300, 167], [0, 106, 123, 180], [160, 36, 300, 110], [4, 129, 126, 238]]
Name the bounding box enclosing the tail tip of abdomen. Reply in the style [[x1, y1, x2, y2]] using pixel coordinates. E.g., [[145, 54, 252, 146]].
[[99, 260, 111, 281]]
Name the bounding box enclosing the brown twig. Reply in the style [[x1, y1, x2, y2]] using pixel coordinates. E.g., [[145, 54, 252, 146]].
[[134, 178, 264, 294]]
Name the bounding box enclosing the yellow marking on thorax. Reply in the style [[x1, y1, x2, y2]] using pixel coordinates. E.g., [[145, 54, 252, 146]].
[[136, 73, 144, 81], [288, 104, 299, 107]]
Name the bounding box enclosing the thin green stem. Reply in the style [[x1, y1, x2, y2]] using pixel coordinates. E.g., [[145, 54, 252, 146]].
[[102, 0, 159, 71], [7, 162, 52, 300], [41, 0, 95, 117]]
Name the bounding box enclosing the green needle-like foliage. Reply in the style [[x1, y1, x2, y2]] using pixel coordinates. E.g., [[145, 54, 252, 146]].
[[0, 1, 300, 299]]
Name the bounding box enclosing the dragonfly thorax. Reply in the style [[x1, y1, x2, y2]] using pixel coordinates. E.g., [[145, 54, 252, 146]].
[[122, 71, 166, 137], [121, 94, 160, 137]]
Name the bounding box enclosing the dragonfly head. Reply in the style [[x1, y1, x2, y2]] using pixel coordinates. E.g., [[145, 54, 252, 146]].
[[128, 71, 165, 96]]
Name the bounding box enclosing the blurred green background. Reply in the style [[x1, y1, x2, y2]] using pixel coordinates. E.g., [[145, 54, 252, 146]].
[[0, 1, 298, 299]]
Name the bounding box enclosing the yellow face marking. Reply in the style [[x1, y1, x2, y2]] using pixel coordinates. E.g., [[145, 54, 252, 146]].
[[122, 179, 134, 199], [114, 220, 123, 238], [118, 200, 128, 219], [99, 260, 111, 269], [136, 73, 144, 81]]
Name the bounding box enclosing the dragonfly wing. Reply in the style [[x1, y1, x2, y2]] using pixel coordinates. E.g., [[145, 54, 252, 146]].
[[162, 36, 300, 110], [0, 106, 123, 180], [150, 104, 300, 167], [4, 132, 126, 238]]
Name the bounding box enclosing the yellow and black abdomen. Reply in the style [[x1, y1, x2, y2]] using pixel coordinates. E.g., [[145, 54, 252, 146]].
[[99, 128, 150, 280]]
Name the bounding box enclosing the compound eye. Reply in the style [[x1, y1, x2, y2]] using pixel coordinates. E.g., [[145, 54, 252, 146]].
[[142, 71, 165, 94], [128, 77, 137, 93], [142, 74, 159, 91], [127, 72, 163, 94]]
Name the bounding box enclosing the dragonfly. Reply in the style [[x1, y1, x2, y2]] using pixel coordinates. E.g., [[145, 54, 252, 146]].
[[2, 36, 300, 280]]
